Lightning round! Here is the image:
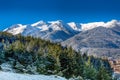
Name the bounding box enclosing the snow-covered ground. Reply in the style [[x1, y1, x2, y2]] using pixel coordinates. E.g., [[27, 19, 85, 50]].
[[113, 72, 120, 80], [0, 71, 66, 80]]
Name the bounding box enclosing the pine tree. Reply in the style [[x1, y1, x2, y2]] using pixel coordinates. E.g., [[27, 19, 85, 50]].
[[83, 57, 97, 80], [96, 65, 112, 80]]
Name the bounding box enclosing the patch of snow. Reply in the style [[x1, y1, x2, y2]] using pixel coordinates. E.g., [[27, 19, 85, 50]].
[[48, 20, 63, 31], [81, 22, 105, 31], [3, 28, 9, 32], [0, 63, 13, 72], [104, 20, 119, 28], [31, 21, 49, 31], [0, 71, 66, 80], [81, 20, 120, 31], [7, 24, 27, 35], [112, 72, 120, 80], [67, 22, 81, 31], [31, 21, 46, 26], [48, 20, 62, 24]]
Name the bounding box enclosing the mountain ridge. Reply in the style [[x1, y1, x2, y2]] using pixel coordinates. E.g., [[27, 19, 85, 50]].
[[4, 20, 120, 43], [62, 25, 120, 59], [4, 20, 80, 42]]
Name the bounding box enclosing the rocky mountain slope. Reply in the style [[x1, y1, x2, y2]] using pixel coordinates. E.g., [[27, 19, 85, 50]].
[[62, 20, 120, 59]]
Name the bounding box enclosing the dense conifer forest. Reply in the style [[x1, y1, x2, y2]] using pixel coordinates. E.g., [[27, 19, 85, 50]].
[[0, 32, 113, 79]]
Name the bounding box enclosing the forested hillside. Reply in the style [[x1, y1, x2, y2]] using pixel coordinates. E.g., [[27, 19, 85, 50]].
[[0, 32, 113, 79]]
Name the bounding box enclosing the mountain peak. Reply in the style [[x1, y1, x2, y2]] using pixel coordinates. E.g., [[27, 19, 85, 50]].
[[31, 20, 46, 27], [67, 22, 81, 31], [48, 20, 63, 24], [4, 24, 27, 35], [67, 22, 76, 28]]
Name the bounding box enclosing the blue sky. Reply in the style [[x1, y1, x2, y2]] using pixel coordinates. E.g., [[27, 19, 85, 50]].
[[0, 0, 120, 30]]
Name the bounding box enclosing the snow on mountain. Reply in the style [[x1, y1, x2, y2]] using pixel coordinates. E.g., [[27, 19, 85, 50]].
[[81, 20, 120, 31], [5, 24, 27, 35], [31, 21, 46, 26], [67, 22, 81, 31], [4, 20, 120, 42], [48, 20, 64, 31], [0, 71, 66, 80], [4, 20, 80, 42], [48, 20, 78, 32], [62, 22, 120, 59], [31, 21, 49, 31]]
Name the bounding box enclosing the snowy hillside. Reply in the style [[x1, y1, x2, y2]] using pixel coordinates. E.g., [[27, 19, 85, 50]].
[[0, 71, 66, 80]]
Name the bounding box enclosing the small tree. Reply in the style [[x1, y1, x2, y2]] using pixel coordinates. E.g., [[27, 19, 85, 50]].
[[83, 57, 97, 80], [96, 65, 112, 80]]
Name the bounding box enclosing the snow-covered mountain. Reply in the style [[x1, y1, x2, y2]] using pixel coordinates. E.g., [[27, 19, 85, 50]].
[[4, 20, 80, 42], [4, 20, 120, 42]]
